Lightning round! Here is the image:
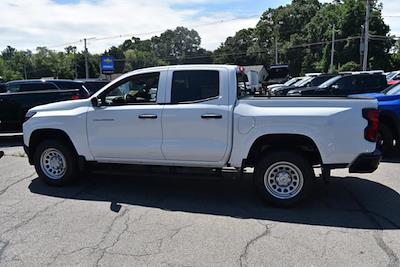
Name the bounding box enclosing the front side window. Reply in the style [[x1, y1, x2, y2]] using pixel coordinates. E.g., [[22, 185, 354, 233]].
[[6, 83, 20, 93], [102, 73, 159, 105], [334, 76, 353, 90], [171, 70, 219, 103]]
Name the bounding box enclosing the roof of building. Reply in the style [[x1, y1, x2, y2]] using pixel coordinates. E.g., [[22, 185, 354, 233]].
[[242, 65, 266, 73]]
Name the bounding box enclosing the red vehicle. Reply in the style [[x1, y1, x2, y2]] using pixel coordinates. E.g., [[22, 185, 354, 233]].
[[387, 71, 400, 86]]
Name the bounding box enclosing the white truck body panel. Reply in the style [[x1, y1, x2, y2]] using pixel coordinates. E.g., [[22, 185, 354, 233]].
[[23, 65, 378, 169]]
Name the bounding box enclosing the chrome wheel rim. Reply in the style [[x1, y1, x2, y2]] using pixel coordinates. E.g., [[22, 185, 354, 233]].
[[264, 161, 304, 199], [40, 148, 67, 180]]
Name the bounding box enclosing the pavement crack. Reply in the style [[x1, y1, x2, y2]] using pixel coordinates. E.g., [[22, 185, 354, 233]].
[[169, 224, 193, 240], [0, 240, 10, 263], [1, 199, 66, 237], [346, 189, 400, 267], [372, 231, 400, 267], [0, 172, 36, 197], [93, 207, 129, 267], [239, 221, 270, 267]]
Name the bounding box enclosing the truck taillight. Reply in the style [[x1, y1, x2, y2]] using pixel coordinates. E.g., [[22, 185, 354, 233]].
[[363, 109, 379, 142], [71, 95, 80, 100]]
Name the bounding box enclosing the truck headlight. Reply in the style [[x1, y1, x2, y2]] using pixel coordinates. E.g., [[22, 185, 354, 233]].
[[24, 111, 37, 122]]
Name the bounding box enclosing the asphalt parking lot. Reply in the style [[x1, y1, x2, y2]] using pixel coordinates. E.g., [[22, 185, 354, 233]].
[[0, 135, 400, 267]]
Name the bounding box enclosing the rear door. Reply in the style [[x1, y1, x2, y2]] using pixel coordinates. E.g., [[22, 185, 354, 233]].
[[0, 83, 20, 131], [161, 69, 230, 164]]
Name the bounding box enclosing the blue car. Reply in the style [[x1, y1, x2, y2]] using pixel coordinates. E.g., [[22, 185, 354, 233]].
[[357, 83, 400, 154]]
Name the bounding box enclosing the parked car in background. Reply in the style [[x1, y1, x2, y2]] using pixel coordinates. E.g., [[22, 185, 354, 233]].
[[0, 79, 90, 132], [354, 83, 400, 155], [23, 65, 381, 207], [266, 77, 303, 91], [288, 73, 388, 96], [271, 74, 336, 96], [387, 71, 400, 86]]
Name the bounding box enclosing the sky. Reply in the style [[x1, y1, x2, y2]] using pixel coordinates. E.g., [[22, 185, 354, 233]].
[[0, 0, 398, 53]]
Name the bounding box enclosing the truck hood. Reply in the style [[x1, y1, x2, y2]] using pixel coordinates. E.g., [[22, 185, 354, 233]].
[[30, 99, 91, 112]]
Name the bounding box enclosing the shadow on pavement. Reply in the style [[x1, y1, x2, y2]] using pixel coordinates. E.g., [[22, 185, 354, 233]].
[[29, 172, 400, 230], [0, 134, 23, 148]]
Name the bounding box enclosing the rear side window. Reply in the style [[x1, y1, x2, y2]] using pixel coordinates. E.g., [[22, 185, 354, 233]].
[[362, 75, 386, 90], [53, 81, 83, 90], [15, 82, 57, 92], [171, 70, 219, 103]]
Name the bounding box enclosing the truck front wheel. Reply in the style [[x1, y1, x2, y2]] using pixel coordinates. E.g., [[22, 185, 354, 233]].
[[254, 150, 314, 207], [33, 140, 79, 186]]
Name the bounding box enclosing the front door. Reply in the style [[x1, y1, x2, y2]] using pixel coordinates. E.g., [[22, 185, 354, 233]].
[[161, 69, 231, 164], [87, 71, 165, 162]]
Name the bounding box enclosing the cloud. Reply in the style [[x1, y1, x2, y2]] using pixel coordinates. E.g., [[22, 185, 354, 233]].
[[0, 0, 397, 55], [0, 0, 260, 53]]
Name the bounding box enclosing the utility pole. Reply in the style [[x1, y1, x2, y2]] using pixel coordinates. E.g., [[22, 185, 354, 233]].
[[362, 0, 370, 71], [274, 21, 283, 65], [23, 64, 27, 79], [275, 35, 278, 65], [84, 38, 89, 79], [330, 23, 335, 73]]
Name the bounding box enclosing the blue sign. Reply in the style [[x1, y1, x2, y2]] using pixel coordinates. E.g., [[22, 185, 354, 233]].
[[101, 56, 115, 74]]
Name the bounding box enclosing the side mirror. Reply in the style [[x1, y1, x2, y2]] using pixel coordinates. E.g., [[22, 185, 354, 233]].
[[331, 84, 339, 91], [0, 86, 6, 93], [91, 97, 99, 107]]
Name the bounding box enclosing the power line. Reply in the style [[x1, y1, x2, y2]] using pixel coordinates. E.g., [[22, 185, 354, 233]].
[[42, 14, 262, 50]]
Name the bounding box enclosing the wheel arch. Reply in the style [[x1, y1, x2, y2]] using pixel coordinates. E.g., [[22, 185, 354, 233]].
[[379, 110, 400, 140], [28, 129, 78, 162], [245, 134, 322, 167]]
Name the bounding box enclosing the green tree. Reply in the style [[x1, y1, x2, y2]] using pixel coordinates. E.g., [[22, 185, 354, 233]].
[[124, 49, 166, 71], [151, 27, 203, 64], [213, 28, 264, 65]]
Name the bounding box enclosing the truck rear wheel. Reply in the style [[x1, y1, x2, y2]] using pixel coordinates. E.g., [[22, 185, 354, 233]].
[[254, 150, 314, 207], [33, 140, 79, 186]]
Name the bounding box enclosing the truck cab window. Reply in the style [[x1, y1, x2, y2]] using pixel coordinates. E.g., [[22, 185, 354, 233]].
[[102, 73, 160, 105], [171, 70, 219, 103]]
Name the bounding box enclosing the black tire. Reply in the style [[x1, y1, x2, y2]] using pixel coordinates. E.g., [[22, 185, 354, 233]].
[[377, 124, 394, 156], [254, 150, 314, 207], [33, 140, 79, 186]]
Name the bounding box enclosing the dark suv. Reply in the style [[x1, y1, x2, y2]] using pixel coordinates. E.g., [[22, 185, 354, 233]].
[[288, 73, 388, 96], [271, 74, 336, 96], [0, 79, 90, 132]]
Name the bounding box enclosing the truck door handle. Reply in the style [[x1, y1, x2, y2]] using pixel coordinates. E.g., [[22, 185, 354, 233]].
[[138, 114, 157, 119], [201, 114, 222, 119]]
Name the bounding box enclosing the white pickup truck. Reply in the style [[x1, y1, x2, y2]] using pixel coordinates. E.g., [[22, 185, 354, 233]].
[[23, 65, 381, 206]]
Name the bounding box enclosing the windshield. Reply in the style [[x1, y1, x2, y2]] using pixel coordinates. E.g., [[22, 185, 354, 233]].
[[387, 72, 399, 81], [383, 83, 400, 95], [83, 81, 109, 95], [294, 77, 312, 87], [318, 76, 342, 88], [284, 77, 300, 86]]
